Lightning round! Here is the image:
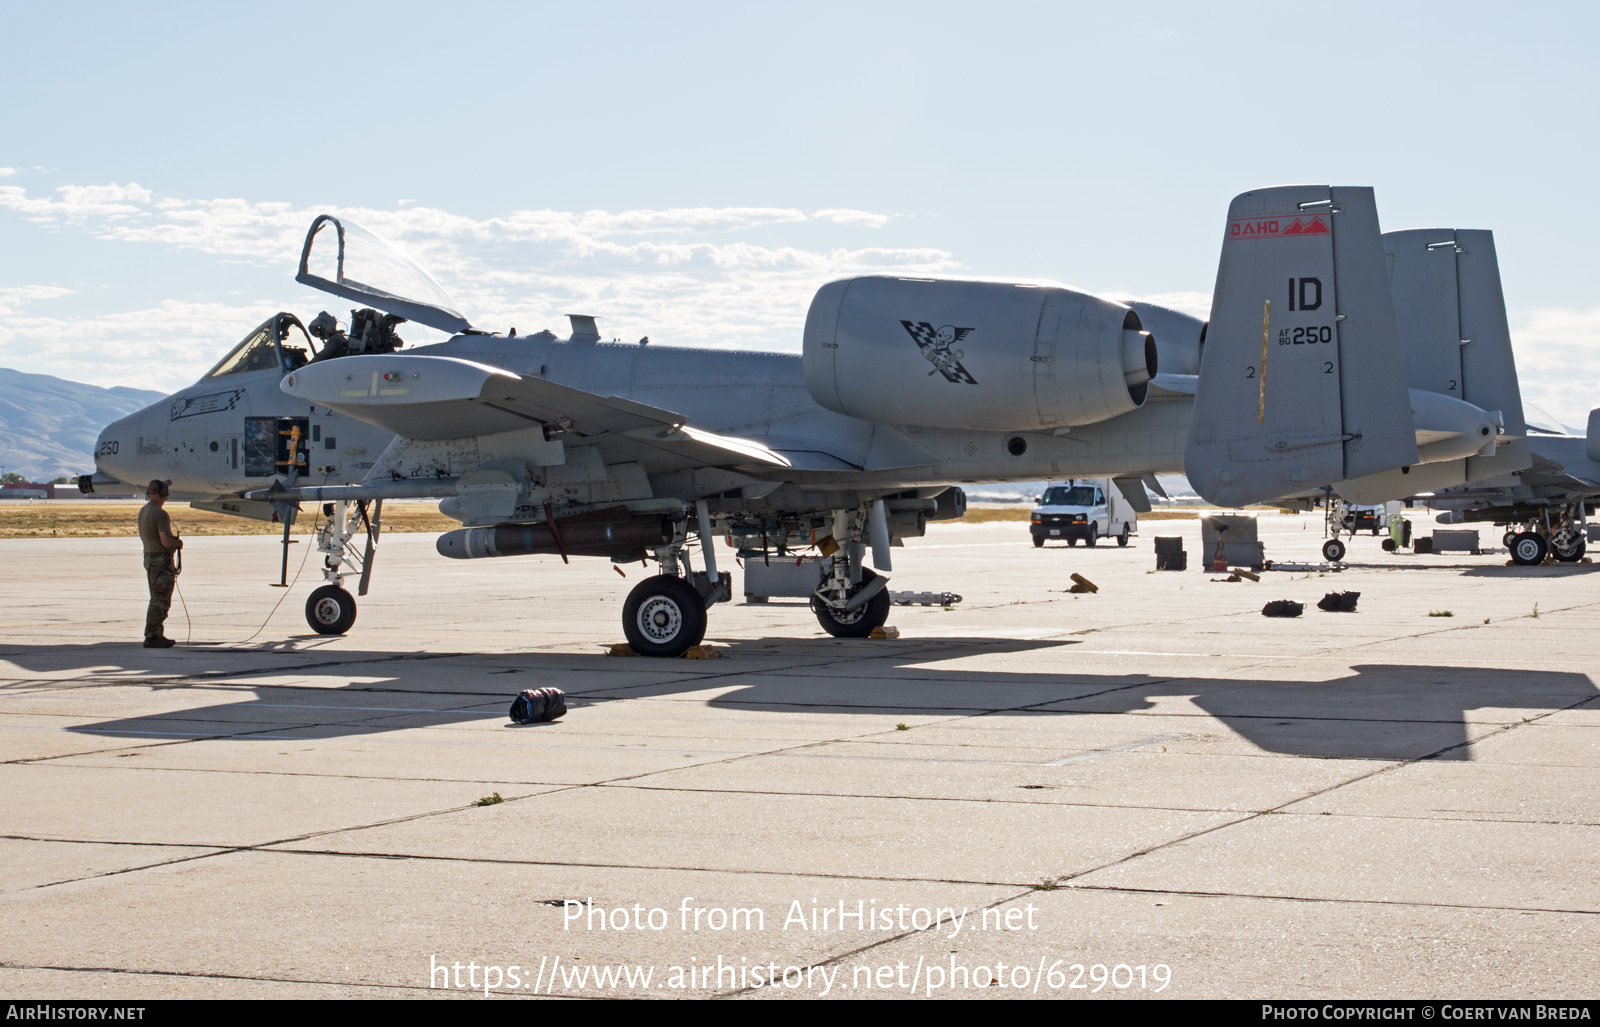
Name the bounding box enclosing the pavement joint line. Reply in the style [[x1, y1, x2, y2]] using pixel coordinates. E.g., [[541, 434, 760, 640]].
[[590, 781, 1265, 814], [1253, 810, 1600, 828], [6, 846, 246, 893], [5, 735, 222, 766], [1273, 688, 1600, 818], [0, 833, 217, 850], [7, 785, 593, 894], [1063, 883, 1600, 918], [244, 845, 1042, 889], [0, 962, 442, 995], [1041, 687, 1600, 890]]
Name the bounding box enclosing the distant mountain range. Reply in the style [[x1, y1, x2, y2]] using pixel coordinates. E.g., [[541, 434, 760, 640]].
[[0, 369, 163, 480]]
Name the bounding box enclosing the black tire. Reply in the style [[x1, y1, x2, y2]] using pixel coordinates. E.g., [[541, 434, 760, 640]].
[[1086, 524, 1098, 547], [1381, 538, 1397, 552], [1511, 532, 1548, 566], [1067, 537, 1078, 547], [306, 585, 357, 635], [1322, 539, 1347, 562], [623, 575, 707, 657], [1553, 537, 1586, 563], [1032, 536, 1045, 548], [811, 568, 891, 638], [1117, 524, 1130, 547], [1503, 530, 1519, 549]]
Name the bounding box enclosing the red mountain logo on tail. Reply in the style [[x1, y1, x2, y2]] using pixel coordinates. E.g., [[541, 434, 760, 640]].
[[1228, 214, 1332, 240], [1282, 216, 1330, 236]]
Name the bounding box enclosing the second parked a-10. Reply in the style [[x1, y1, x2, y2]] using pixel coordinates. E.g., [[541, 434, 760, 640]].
[[86, 187, 1516, 655]]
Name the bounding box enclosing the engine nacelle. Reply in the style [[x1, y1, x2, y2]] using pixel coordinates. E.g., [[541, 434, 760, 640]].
[[803, 277, 1156, 431], [1127, 301, 1206, 377]]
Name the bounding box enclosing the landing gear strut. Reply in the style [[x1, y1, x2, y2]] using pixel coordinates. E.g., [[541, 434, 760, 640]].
[[303, 498, 381, 635], [810, 505, 892, 639]]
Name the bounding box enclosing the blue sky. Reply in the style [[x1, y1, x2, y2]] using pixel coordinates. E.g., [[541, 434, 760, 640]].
[[3, 0, 1597, 427]]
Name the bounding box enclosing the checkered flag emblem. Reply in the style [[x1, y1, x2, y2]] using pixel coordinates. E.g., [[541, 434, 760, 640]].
[[899, 321, 979, 384]]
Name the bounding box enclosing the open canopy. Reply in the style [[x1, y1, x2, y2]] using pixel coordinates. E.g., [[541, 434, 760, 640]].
[[296, 215, 473, 335]]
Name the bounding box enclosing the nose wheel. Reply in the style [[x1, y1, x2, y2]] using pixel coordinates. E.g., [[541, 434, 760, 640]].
[[811, 568, 892, 638], [306, 584, 357, 635]]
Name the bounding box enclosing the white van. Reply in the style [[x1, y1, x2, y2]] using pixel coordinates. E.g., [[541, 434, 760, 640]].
[[1030, 480, 1137, 548]]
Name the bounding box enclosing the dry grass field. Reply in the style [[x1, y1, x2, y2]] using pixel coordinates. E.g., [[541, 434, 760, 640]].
[[0, 501, 461, 539], [0, 500, 1206, 539]]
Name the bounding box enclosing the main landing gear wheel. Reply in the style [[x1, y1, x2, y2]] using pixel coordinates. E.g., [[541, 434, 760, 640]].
[[1503, 530, 1519, 549], [1552, 537, 1586, 563], [623, 575, 707, 658], [811, 568, 892, 639], [1322, 539, 1346, 562], [1032, 536, 1045, 548], [306, 585, 357, 635], [1117, 524, 1130, 547], [1086, 524, 1099, 547], [1510, 532, 1549, 566]]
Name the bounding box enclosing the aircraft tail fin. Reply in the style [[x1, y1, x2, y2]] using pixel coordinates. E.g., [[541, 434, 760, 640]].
[[1185, 185, 1418, 507], [1384, 227, 1529, 485]]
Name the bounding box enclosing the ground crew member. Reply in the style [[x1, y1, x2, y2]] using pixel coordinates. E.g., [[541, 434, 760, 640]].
[[138, 479, 183, 648]]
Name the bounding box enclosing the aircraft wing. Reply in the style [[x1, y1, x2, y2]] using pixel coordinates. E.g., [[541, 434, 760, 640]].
[[282, 354, 793, 470], [1513, 452, 1600, 495]]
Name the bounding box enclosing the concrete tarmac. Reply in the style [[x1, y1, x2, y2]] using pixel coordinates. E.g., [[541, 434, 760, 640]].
[[2, 513, 1597, 999]]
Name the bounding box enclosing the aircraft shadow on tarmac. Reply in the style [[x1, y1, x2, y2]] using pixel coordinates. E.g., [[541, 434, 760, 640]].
[[4, 637, 1593, 763]]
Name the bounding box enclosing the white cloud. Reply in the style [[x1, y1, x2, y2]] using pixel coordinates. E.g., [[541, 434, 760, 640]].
[[0, 299, 285, 394], [812, 209, 890, 228], [0, 183, 964, 384], [0, 285, 76, 317], [0, 167, 16, 177], [1511, 307, 1600, 432], [0, 181, 154, 223]]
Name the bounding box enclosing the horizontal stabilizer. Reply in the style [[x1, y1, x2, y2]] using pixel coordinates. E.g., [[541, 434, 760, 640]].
[[1112, 476, 1152, 513], [1186, 185, 1418, 507]]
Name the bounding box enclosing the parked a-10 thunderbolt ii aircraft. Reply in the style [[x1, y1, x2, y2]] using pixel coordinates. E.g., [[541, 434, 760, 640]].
[[86, 186, 1518, 656]]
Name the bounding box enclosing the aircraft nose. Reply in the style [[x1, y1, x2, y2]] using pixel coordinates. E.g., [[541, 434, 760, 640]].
[[92, 409, 143, 482]]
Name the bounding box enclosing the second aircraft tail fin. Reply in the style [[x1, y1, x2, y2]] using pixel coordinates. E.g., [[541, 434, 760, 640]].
[[1185, 185, 1418, 507]]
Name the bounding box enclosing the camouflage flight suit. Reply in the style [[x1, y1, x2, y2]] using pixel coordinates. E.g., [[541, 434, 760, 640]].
[[143, 551, 176, 642], [138, 502, 176, 643]]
